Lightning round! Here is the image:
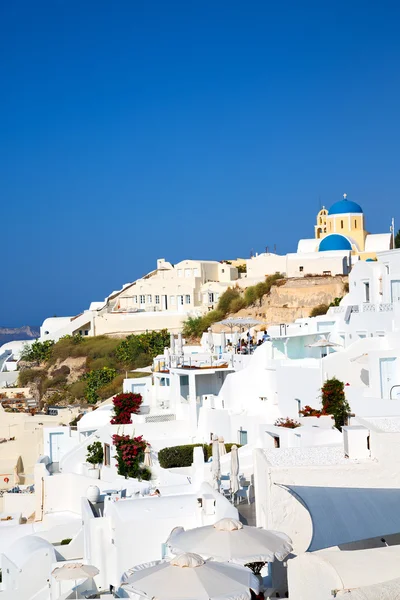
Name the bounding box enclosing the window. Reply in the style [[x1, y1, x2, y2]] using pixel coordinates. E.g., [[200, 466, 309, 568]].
[[185, 269, 192, 278], [84, 330, 89, 336], [341, 220, 344, 229], [178, 295, 184, 305], [139, 295, 145, 304], [221, 268, 225, 273], [185, 295, 191, 304], [104, 443, 111, 466], [177, 269, 183, 278], [170, 295, 176, 305], [194, 268, 199, 277], [160, 377, 170, 387], [299, 266, 304, 272], [238, 429, 248, 445], [354, 219, 357, 228], [155, 295, 160, 304], [363, 281, 370, 303], [147, 295, 152, 303], [208, 293, 214, 303], [133, 295, 138, 303]]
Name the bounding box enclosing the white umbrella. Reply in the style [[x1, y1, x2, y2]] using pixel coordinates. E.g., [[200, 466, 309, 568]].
[[211, 435, 220, 490], [168, 518, 292, 564], [121, 552, 259, 600], [170, 333, 176, 355], [207, 328, 214, 353], [52, 563, 99, 599], [230, 445, 239, 496], [144, 444, 153, 468], [220, 332, 226, 353], [306, 338, 341, 348], [218, 437, 226, 456], [350, 353, 369, 365]]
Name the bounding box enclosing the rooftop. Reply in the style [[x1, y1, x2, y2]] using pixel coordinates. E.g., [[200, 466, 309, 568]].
[[263, 445, 350, 467], [361, 417, 400, 433]]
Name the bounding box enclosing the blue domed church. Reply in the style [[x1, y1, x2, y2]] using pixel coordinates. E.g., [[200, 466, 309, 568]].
[[297, 194, 392, 260]]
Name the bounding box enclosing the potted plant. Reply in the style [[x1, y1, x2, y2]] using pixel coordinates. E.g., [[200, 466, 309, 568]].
[[86, 441, 104, 479]]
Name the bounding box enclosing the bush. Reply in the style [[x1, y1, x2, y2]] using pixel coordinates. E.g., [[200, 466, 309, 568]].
[[229, 297, 246, 313], [115, 330, 170, 367], [329, 297, 342, 308], [310, 303, 329, 317], [158, 443, 241, 469], [139, 466, 152, 481], [97, 374, 125, 400], [86, 441, 104, 466], [82, 367, 117, 404], [182, 316, 205, 339], [299, 405, 324, 417], [18, 368, 46, 387], [113, 434, 147, 479], [111, 392, 143, 424], [68, 380, 87, 401], [244, 286, 258, 306], [275, 417, 301, 429], [237, 264, 247, 274], [20, 340, 54, 363], [321, 377, 350, 430], [216, 287, 242, 315]]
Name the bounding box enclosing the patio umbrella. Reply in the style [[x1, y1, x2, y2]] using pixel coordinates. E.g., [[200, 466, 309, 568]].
[[220, 332, 226, 353], [52, 563, 99, 599], [121, 552, 259, 600], [306, 338, 341, 358], [168, 518, 293, 564], [207, 328, 214, 353], [350, 353, 369, 365], [218, 437, 226, 456], [144, 444, 152, 468], [13, 465, 20, 486], [211, 435, 220, 490], [230, 445, 239, 495], [170, 333, 175, 355]]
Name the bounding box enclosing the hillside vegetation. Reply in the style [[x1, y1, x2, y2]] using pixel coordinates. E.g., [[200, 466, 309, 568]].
[[18, 330, 169, 406]]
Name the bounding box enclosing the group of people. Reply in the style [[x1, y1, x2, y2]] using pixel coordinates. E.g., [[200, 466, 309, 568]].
[[225, 330, 270, 354]]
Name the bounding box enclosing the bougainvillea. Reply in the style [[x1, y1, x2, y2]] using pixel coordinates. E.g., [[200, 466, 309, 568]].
[[112, 434, 150, 480], [110, 392, 143, 425], [321, 377, 350, 431], [274, 417, 301, 429], [299, 405, 325, 418]]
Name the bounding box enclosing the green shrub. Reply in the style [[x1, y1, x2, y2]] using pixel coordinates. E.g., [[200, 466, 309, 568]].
[[229, 297, 246, 313], [86, 441, 104, 466], [158, 443, 241, 469], [18, 368, 47, 387], [244, 286, 258, 306], [20, 340, 54, 363], [182, 316, 204, 339], [97, 374, 125, 400], [115, 330, 170, 367], [82, 367, 117, 404], [216, 287, 242, 314], [68, 380, 87, 400], [139, 466, 152, 481], [310, 303, 329, 317], [237, 264, 247, 274]]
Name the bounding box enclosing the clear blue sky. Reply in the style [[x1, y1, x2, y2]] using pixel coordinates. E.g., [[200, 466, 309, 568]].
[[1, 1, 400, 327]]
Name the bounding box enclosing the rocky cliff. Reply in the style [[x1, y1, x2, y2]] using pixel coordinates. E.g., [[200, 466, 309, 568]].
[[0, 325, 39, 345]]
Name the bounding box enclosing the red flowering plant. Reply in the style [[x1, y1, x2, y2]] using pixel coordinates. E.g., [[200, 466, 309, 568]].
[[321, 377, 350, 431], [112, 434, 151, 480], [274, 417, 301, 429], [299, 405, 326, 418], [110, 393, 143, 425]]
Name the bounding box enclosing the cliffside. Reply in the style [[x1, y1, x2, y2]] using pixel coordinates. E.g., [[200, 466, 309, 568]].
[[229, 275, 347, 326], [0, 325, 39, 345]]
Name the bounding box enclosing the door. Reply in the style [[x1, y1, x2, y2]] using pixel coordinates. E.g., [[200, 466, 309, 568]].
[[391, 280, 400, 303], [49, 432, 63, 463], [380, 357, 397, 399]]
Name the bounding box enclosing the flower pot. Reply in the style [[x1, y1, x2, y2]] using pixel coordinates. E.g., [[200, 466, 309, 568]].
[[86, 485, 101, 503], [88, 467, 100, 480]]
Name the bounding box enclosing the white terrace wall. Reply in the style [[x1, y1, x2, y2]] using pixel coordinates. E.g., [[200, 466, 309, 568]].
[[254, 429, 400, 554]]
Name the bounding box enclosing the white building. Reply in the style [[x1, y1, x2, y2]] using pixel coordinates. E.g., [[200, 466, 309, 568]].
[[39, 258, 240, 341]]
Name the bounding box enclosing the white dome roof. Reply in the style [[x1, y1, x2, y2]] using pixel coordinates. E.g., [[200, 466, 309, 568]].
[[78, 404, 113, 431]]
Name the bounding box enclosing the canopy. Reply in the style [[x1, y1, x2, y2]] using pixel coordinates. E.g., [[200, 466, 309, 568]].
[[217, 318, 264, 330], [168, 518, 292, 564], [281, 485, 400, 551], [121, 552, 259, 600], [211, 435, 220, 490], [230, 446, 239, 495], [306, 338, 341, 348], [52, 563, 99, 581], [144, 444, 152, 468]]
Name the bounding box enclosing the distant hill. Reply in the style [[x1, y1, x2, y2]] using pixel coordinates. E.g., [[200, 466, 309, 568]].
[[0, 326, 40, 345]]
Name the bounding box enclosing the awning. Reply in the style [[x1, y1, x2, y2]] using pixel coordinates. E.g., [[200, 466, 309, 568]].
[[279, 485, 400, 551]]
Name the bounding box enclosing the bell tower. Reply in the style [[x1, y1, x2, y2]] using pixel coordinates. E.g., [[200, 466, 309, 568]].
[[315, 207, 328, 239]]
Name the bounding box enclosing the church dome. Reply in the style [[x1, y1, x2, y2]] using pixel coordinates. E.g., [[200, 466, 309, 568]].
[[328, 195, 363, 215], [318, 234, 352, 252]]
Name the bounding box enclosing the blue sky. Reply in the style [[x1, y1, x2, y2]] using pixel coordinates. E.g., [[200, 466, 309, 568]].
[[1, 1, 400, 326]]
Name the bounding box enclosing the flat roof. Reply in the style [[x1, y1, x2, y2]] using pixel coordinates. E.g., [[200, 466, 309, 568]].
[[263, 445, 349, 467]]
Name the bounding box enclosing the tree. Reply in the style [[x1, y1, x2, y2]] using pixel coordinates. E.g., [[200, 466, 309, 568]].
[[395, 229, 400, 249], [321, 377, 350, 430]]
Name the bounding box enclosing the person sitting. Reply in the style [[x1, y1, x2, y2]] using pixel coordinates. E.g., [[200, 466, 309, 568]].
[[262, 330, 270, 342], [150, 488, 161, 496]]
